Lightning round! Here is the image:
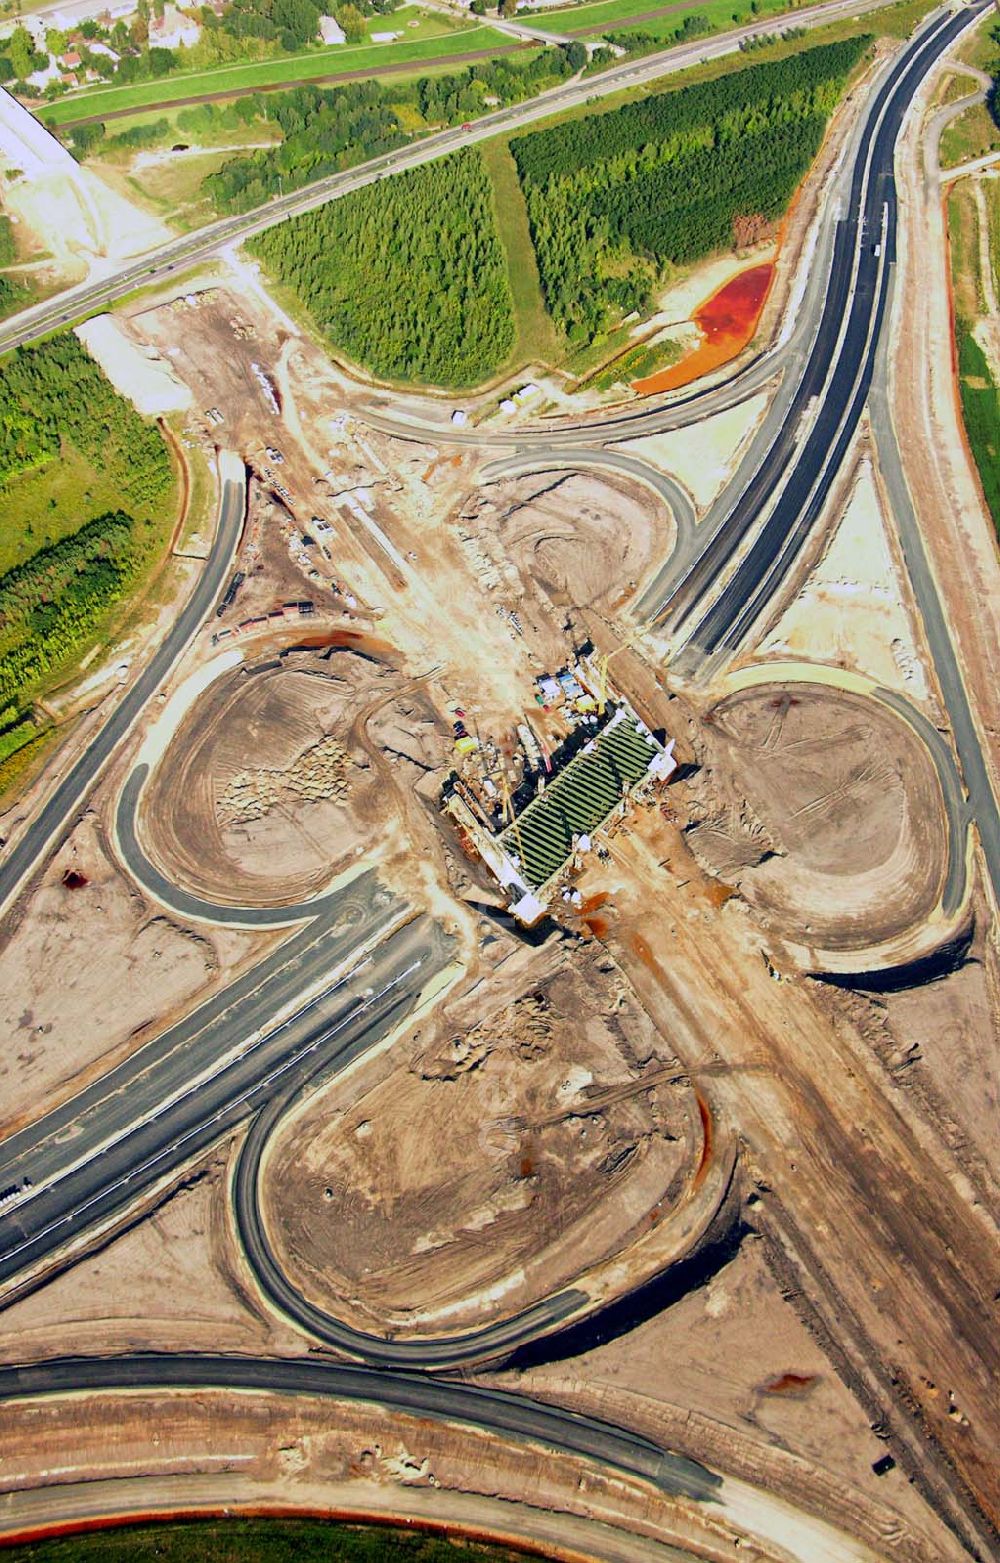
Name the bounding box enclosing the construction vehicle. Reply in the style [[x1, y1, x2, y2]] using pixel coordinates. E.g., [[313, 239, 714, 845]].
[[592, 618, 659, 715]]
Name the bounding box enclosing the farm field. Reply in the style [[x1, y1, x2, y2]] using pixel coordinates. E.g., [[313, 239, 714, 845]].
[[39, 20, 500, 126]]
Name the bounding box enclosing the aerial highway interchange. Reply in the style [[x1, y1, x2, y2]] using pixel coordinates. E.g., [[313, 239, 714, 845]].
[[0, 2, 999, 1560]]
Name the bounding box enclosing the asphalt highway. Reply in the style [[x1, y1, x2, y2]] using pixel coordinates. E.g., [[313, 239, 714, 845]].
[[0, 1352, 723, 1506], [0, 897, 448, 1300], [0, 0, 912, 362], [667, 1, 992, 668], [0, 5, 995, 1514], [0, 457, 246, 921]]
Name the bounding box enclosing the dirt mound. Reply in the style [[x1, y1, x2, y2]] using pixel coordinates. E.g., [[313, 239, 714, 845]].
[[142, 651, 430, 906], [460, 471, 667, 614], [685, 685, 949, 952], [263, 950, 700, 1335]]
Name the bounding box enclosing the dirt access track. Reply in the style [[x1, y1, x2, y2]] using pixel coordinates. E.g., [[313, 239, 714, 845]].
[[261, 941, 722, 1338], [140, 645, 446, 908]]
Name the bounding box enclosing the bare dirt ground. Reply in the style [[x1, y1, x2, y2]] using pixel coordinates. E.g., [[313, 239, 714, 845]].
[[888, 54, 1000, 826], [759, 454, 931, 700], [870, 896, 1000, 1201], [455, 468, 669, 636], [264, 941, 701, 1335], [679, 683, 949, 954], [0, 1146, 300, 1361], [563, 799, 1000, 1553], [142, 648, 447, 907], [0, 812, 261, 1139], [617, 393, 769, 512], [497, 1236, 965, 1563], [133, 285, 578, 737], [0, 1382, 849, 1563]]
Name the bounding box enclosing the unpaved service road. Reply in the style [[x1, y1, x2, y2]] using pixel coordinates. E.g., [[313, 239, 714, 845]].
[[595, 808, 1000, 1557]]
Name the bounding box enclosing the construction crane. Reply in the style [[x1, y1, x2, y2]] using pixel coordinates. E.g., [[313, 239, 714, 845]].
[[594, 617, 658, 715], [500, 769, 525, 870]]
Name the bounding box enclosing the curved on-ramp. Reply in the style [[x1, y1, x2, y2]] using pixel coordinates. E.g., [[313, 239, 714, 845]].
[[717, 662, 972, 975], [0, 1352, 722, 1506], [231, 1030, 738, 1370]]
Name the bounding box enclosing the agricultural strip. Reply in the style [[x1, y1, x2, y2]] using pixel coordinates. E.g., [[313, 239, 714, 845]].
[[479, 136, 564, 370], [38, 24, 502, 126]]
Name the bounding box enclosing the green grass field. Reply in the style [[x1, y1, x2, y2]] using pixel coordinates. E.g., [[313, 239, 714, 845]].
[[932, 68, 985, 111], [40, 21, 502, 125], [579, 0, 792, 42], [93, 145, 270, 229], [479, 135, 564, 370], [0, 1520, 536, 1563], [955, 8, 1000, 73], [947, 180, 1000, 538], [956, 328, 1000, 537], [537, 0, 786, 35], [0, 443, 140, 577], [939, 98, 1000, 170]]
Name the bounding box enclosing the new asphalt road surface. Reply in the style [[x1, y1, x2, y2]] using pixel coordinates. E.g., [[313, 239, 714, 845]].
[[0, 1352, 723, 1506], [663, 2, 992, 665], [0, 902, 451, 1300]]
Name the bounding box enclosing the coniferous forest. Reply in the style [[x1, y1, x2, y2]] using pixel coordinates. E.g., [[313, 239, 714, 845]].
[[510, 37, 870, 342], [250, 147, 515, 386], [0, 336, 175, 742]]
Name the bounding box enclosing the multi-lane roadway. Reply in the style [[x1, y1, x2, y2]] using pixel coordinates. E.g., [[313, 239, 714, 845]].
[[0, 0, 995, 1332], [0, 0, 932, 360], [0, 898, 451, 1300], [1, 4, 999, 1550]]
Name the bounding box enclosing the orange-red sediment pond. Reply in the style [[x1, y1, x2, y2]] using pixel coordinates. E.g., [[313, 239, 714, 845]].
[[633, 261, 774, 395]]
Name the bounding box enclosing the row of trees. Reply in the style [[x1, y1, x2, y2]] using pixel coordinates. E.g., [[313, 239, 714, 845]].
[[250, 147, 514, 386], [205, 80, 406, 211], [0, 275, 28, 321], [202, 48, 580, 212], [511, 37, 868, 342]]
